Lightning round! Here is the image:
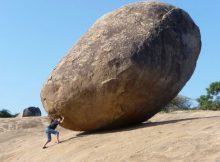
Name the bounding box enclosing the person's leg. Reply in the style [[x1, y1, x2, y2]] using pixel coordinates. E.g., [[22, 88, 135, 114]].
[[50, 129, 60, 144], [43, 132, 51, 149], [56, 132, 60, 143], [43, 139, 51, 148]]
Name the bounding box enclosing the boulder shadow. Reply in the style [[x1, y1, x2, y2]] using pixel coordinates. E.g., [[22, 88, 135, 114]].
[[76, 115, 220, 136], [52, 115, 220, 146], [59, 136, 77, 143]]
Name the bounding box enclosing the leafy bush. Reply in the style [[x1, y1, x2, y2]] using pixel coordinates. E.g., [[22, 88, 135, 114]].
[[197, 81, 220, 110], [0, 109, 18, 118]]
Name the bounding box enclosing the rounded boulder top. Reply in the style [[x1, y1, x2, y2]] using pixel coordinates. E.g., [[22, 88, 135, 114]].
[[41, 2, 201, 131], [22, 107, 41, 117]]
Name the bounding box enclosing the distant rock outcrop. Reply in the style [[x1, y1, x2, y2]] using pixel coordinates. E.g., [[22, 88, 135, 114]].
[[22, 107, 41, 117], [41, 2, 201, 131]]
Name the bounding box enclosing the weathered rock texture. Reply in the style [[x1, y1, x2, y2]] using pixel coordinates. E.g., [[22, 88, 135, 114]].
[[41, 2, 201, 131], [22, 107, 41, 117]]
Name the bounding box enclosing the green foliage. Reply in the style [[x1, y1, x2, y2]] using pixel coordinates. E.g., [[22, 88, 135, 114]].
[[162, 95, 193, 112], [197, 81, 220, 110], [207, 81, 220, 96], [0, 109, 18, 118]]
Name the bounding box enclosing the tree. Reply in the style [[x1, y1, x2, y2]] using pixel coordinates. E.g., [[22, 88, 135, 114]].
[[170, 95, 192, 109], [0, 109, 18, 118], [162, 95, 192, 112], [197, 81, 220, 110]]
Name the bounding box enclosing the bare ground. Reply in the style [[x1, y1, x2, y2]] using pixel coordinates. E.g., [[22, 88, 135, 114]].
[[1, 110, 220, 162]]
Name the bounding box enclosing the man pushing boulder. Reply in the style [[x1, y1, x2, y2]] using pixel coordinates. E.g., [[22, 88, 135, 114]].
[[43, 116, 64, 149]]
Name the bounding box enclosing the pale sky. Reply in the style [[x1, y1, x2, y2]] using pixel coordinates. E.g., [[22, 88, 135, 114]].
[[0, 0, 219, 115]]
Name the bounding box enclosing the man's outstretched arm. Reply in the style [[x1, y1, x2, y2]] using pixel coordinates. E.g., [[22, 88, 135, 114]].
[[60, 116, 64, 123]]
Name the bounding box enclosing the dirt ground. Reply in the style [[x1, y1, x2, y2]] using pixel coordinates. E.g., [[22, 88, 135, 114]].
[[1, 110, 220, 162]]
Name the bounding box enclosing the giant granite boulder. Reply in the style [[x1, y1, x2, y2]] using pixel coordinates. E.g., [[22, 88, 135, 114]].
[[41, 2, 201, 131]]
